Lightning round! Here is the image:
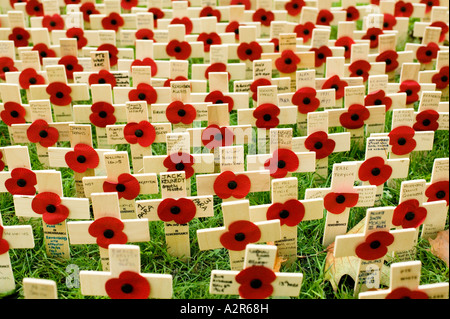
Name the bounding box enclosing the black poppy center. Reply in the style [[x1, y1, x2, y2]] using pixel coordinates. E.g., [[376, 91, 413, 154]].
[[10, 110, 19, 118], [234, 28, 239, 35], [371, 167, 381, 176], [138, 93, 146, 100], [347, 12, 353, 19], [320, 17, 327, 23], [441, 76, 448, 82], [318, 53, 325, 60], [234, 232, 246, 241], [404, 211, 416, 221], [214, 133, 223, 141], [405, 89, 413, 96], [374, 99, 382, 105], [293, 3, 299, 9], [2, 67, 9, 72], [263, 114, 272, 121], [303, 97, 311, 105], [98, 78, 106, 84], [314, 141, 323, 149], [370, 35, 377, 41], [39, 130, 48, 138], [351, 113, 360, 121], [86, 10, 92, 15], [206, 38, 213, 45], [370, 240, 381, 249], [121, 283, 133, 294], [344, 45, 349, 52], [426, 50, 433, 57], [34, 6, 40, 12], [279, 210, 290, 219], [245, 49, 253, 55], [277, 160, 286, 169], [111, 19, 117, 25], [400, 6, 407, 12], [17, 179, 27, 187], [50, 21, 56, 27], [46, 204, 56, 213], [56, 92, 64, 99], [427, 1, 433, 6], [77, 155, 86, 163], [284, 58, 292, 65], [436, 190, 446, 199], [215, 99, 223, 104], [170, 206, 181, 215], [134, 129, 144, 137], [422, 119, 431, 126], [227, 181, 238, 190], [385, 58, 392, 65], [303, 29, 309, 35], [66, 64, 74, 71], [177, 109, 186, 117], [250, 279, 263, 289], [29, 77, 37, 84], [356, 69, 364, 76], [40, 51, 47, 58], [175, 163, 185, 171], [331, 84, 339, 91], [383, 22, 389, 28], [174, 46, 182, 53], [115, 184, 126, 192], [336, 195, 346, 204], [99, 111, 108, 118], [397, 137, 407, 146], [16, 33, 24, 40], [103, 229, 115, 239], [142, 36, 149, 40], [261, 15, 267, 21]]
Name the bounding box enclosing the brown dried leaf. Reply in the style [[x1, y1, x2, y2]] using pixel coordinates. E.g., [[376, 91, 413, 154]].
[[266, 241, 287, 272], [428, 229, 449, 267]]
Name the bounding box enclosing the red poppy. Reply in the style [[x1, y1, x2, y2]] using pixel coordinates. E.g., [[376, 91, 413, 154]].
[[304, 131, 335, 159], [339, 104, 370, 129], [80, 2, 99, 22], [322, 75, 348, 100], [199, 6, 221, 22], [421, 0, 439, 13], [206, 91, 234, 112], [316, 9, 334, 25], [275, 50, 300, 74], [383, 14, 397, 30], [335, 36, 355, 59], [201, 124, 234, 149], [97, 44, 119, 67], [25, 0, 44, 17], [425, 181, 449, 206], [355, 231, 394, 261], [293, 22, 315, 43], [266, 199, 305, 227], [123, 121, 156, 147], [197, 32, 222, 53], [170, 17, 193, 35], [0, 102, 26, 126], [204, 63, 230, 81], [103, 173, 140, 200], [135, 28, 154, 41], [346, 6, 360, 21], [250, 78, 271, 101], [309, 45, 333, 68], [253, 103, 280, 129], [237, 42, 262, 62], [42, 14, 65, 31], [362, 27, 383, 48], [213, 171, 251, 199], [230, 0, 251, 9], [157, 198, 196, 224], [292, 87, 320, 114], [0, 225, 10, 255], [416, 42, 440, 64], [166, 101, 197, 125], [432, 66, 449, 89], [121, 0, 137, 10], [430, 21, 449, 42], [285, 0, 306, 16], [386, 287, 429, 299], [349, 60, 371, 82], [148, 7, 164, 28], [88, 69, 117, 87], [166, 40, 192, 60], [26, 119, 59, 147], [102, 12, 124, 32], [0, 152, 5, 172], [32, 43, 56, 64], [46, 82, 72, 106], [65, 143, 99, 173], [163, 152, 195, 179], [252, 9, 274, 27], [393, 199, 427, 229], [58, 55, 83, 80], [226, 21, 241, 40], [105, 271, 150, 299], [364, 90, 392, 111], [31, 192, 69, 225], [8, 27, 30, 47], [235, 265, 276, 299], [64, 0, 81, 4], [371, 0, 380, 5], [220, 220, 261, 251], [4, 167, 37, 195], [388, 126, 417, 155], [131, 58, 158, 77], [376, 50, 399, 73], [413, 110, 439, 131], [0, 57, 18, 81], [88, 216, 127, 249], [394, 1, 414, 17], [264, 148, 299, 178], [358, 156, 393, 186], [324, 192, 359, 215], [128, 83, 158, 105], [66, 27, 88, 50], [89, 102, 116, 127], [18, 68, 45, 89], [399, 80, 421, 104], [164, 76, 189, 87]]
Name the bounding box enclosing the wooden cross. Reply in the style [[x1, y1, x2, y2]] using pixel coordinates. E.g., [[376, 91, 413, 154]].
[[343, 42, 387, 82], [79, 244, 173, 299], [413, 5, 449, 44], [197, 199, 281, 270], [22, 278, 58, 299], [425, 157, 449, 207], [67, 192, 151, 270], [366, 74, 407, 111], [304, 161, 378, 247], [153, 24, 204, 60], [209, 244, 303, 299], [414, 90, 449, 132], [418, 50, 449, 102]]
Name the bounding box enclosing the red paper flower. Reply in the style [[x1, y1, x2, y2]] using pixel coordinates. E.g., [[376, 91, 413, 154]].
[[0, 57, 17, 81], [386, 287, 429, 299], [32, 43, 56, 64], [164, 76, 189, 87], [103, 173, 140, 200], [316, 9, 334, 26], [88, 69, 117, 87], [220, 220, 261, 251], [25, 0, 44, 17], [285, 0, 306, 16], [430, 21, 449, 42], [105, 271, 150, 299], [392, 199, 427, 229], [394, 1, 413, 17], [31, 192, 69, 225], [26, 119, 59, 147], [90, 102, 116, 127], [421, 0, 439, 13], [121, 0, 137, 10], [304, 131, 335, 159], [310, 45, 333, 68], [66, 27, 88, 50], [0, 225, 10, 255], [416, 42, 440, 64], [131, 58, 158, 77], [292, 87, 320, 114], [65, 143, 99, 173], [199, 6, 221, 22], [166, 101, 197, 125], [64, 0, 81, 4], [226, 21, 241, 40], [213, 171, 251, 199], [383, 14, 397, 30], [250, 78, 272, 101], [264, 148, 299, 178], [0, 152, 4, 172], [339, 104, 370, 129], [349, 60, 371, 82], [204, 63, 230, 81], [157, 198, 196, 224], [270, 38, 280, 53], [322, 75, 348, 100], [128, 83, 158, 105], [58, 55, 83, 80], [170, 17, 193, 35], [362, 27, 383, 48], [0, 102, 26, 126], [376, 50, 399, 73], [97, 44, 119, 67], [4, 168, 37, 195], [294, 22, 315, 43], [413, 110, 439, 131], [197, 32, 222, 53], [163, 152, 195, 179], [88, 216, 127, 249], [358, 156, 393, 186], [252, 9, 274, 27], [425, 181, 449, 206], [148, 7, 164, 28], [237, 42, 262, 62], [432, 66, 449, 89], [201, 124, 234, 149], [324, 192, 359, 214], [46, 82, 72, 106], [230, 0, 251, 9], [166, 40, 192, 60], [102, 12, 124, 32], [364, 90, 392, 111], [399, 80, 421, 104], [8, 27, 30, 47], [235, 266, 276, 299], [346, 6, 360, 21], [123, 121, 156, 147], [355, 231, 394, 261], [275, 50, 300, 74], [335, 36, 355, 59], [135, 28, 154, 41], [267, 199, 305, 227], [388, 126, 417, 155], [42, 14, 65, 31], [80, 2, 99, 22], [253, 104, 280, 129], [18, 68, 45, 89]]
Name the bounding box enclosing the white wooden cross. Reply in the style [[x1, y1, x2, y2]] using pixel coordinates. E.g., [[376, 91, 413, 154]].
[[197, 199, 281, 270], [22, 278, 58, 299], [67, 192, 151, 270], [79, 244, 173, 299], [413, 90, 449, 132], [209, 244, 303, 299], [366, 74, 407, 111], [418, 50, 449, 102], [343, 42, 387, 82], [412, 5, 449, 44], [425, 157, 449, 207], [153, 24, 204, 60]]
